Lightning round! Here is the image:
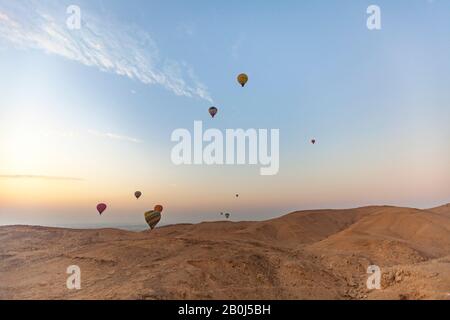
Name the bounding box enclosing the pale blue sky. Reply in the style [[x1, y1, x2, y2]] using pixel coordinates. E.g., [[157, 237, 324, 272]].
[[0, 0, 449, 227]]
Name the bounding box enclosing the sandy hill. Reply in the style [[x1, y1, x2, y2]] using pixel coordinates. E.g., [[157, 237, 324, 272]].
[[1, 205, 449, 300], [429, 203, 450, 216]]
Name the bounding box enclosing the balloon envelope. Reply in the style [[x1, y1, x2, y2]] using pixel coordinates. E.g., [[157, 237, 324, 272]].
[[144, 210, 161, 230], [135, 191, 142, 199], [97, 203, 107, 215], [225, 213, 230, 219], [208, 107, 218, 118], [237, 73, 248, 87], [154, 204, 163, 212], [311, 139, 316, 145]]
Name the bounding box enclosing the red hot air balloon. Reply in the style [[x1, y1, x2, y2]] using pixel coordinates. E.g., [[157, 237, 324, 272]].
[[97, 203, 107, 215]]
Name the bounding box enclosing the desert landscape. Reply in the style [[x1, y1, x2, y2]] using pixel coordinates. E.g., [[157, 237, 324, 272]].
[[1, 0, 449, 306], [1, 204, 449, 300]]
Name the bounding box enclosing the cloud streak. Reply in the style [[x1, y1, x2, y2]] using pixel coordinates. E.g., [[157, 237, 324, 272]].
[[0, 175, 84, 181], [88, 130, 142, 143], [0, 0, 213, 102]]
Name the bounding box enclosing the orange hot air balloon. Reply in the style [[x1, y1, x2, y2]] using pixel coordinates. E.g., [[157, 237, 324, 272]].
[[209, 107, 218, 118], [154, 204, 163, 212], [237, 73, 248, 87]]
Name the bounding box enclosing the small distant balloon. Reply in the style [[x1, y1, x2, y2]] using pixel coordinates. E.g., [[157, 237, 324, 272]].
[[220, 212, 224, 215], [235, 194, 239, 198], [209, 107, 218, 118], [225, 213, 230, 219], [135, 191, 142, 199], [97, 203, 107, 215], [311, 139, 316, 145], [237, 73, 248, 87], [154, 204, 163, 212]]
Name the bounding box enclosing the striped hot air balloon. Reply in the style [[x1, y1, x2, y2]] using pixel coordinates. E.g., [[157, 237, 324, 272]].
[[144, 210, 162, 230]]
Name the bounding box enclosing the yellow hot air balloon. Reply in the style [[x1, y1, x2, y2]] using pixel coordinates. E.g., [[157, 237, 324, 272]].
[[144, 210, 162, 230], [237, 73, 248, 87]]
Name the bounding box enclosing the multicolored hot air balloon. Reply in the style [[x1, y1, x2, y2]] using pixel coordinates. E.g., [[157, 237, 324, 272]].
[[144, 210, 162, 230], [237, 73, 248, 87], [97, 203, 107, 215], [135, 191, 142, 199], [208, 107, 218, 118]]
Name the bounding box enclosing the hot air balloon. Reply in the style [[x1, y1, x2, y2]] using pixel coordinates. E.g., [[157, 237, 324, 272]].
[[144, 210, 161, 230], [225, 213, 230, 219], [154, 204, 163, 212], [235, 194, 239, 198], [209, 107, 218, 118], [97, 203, 107, 215], [237, 73, 248, 87], [135, 191, 142, 199], [311, 139, 316, 145], [220, 212, 224, 215]]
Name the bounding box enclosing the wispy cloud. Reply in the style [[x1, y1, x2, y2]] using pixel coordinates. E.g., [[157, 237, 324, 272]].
[[88, 130, 142, 143], [0, 175, 84, 181], [0, 0, 213, 102]]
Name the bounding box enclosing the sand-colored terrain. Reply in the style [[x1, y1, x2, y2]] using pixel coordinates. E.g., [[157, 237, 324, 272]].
[[1, 204, 449, 300]]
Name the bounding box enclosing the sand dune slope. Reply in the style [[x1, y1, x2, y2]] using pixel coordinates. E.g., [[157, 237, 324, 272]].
[[429, 203, 450, 216], [0, 205, 449, 300]]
